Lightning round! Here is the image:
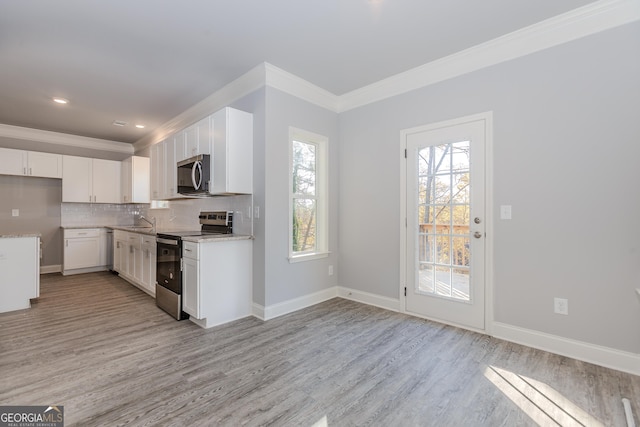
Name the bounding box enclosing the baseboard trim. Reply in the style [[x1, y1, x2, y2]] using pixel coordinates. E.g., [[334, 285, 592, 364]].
[[337, 286, 401, 312], [40, 265, 61, 274], [258, 287, 339, 321], [492, 321, 640, 376]]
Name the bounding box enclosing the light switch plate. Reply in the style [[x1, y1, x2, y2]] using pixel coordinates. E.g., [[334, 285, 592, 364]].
[[11, 209, 19, 217], [500, 205, 512, 220]]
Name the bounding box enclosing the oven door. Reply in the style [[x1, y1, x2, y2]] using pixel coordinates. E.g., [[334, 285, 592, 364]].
[[156, 237, 181, 294]]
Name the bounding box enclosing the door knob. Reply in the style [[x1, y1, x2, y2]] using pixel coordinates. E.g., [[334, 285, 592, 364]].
[[474, 231, 482, 239]]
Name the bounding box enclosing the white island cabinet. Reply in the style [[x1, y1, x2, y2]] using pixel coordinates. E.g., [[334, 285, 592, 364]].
[[182, 237, 252, 328], [0, 235, 40, 313]]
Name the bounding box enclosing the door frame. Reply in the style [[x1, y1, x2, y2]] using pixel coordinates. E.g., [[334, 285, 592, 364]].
[[400, 111, 494, 333]]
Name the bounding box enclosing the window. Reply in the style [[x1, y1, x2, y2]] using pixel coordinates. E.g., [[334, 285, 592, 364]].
[[289, 127, 328, 261]]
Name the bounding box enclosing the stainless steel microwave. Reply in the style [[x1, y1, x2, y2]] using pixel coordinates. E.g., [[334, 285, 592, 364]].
[[177, 154, 211, 195]]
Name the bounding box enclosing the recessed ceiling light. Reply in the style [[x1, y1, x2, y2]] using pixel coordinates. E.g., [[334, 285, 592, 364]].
[[112, 120, 127, 127], [53, 97, 69, 104], [135, 124, 145, 129]]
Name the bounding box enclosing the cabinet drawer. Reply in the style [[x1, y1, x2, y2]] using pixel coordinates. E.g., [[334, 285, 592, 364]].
[[183, 241, 199, 259], [141, 236, 156, 246], [65, 229, 100, 238]]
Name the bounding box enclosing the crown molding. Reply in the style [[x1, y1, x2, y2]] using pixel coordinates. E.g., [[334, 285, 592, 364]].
[[264, 63, 340, 112], [337, 0, 640, 112], [133, 0, 639, 148], [0, 123, 134, 154], [134, 63, 267, 152]]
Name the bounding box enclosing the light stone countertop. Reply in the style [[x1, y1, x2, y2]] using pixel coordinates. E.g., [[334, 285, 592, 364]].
[[0, 233, 42, 238], [181, 234, 253, 243]]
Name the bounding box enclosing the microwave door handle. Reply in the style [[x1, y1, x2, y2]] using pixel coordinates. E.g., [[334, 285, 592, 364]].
[[192, 161, 203, 190]]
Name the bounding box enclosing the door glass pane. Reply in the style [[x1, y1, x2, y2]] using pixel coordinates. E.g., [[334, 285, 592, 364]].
[[417, 141, 471, 302]]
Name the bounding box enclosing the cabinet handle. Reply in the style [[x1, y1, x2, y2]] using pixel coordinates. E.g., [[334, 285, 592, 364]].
[[23, 167, 26, 175], [29, 167, 32, 175], [89, 195, 92, 202], [185, 248, 192, 252], [94, 195, 97, 203], [65, 240, 68, 247]]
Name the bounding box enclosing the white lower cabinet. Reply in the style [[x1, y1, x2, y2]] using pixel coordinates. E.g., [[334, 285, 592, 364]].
[[63, 228, 110, 275], [113, 230, 156, 296], [0, 236, 40, 313], [182, 238, 252, 328]]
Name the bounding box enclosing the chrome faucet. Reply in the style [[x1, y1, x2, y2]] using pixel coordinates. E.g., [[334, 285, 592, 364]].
[[139, 215, 156, 231]]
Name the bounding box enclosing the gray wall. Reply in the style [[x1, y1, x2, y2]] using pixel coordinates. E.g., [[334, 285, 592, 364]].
[[263, 87, 340, 307], [338, 22, 640, 354], [0, 175, 62, 267]]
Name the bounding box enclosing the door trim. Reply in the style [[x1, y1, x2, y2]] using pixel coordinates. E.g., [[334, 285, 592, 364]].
[[400, 111, 494, 334]]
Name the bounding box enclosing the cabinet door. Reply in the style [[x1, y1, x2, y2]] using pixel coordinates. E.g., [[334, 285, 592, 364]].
[[27, 151, 62, 178], [141, 242, 156, 294], [131, 156, 150, 203], [165, 137, 182, 199], [182, 257, 199, 318], [174, 131, 187, 162], [184, 123, 199, 159], [62, 155, 92, 202], [0, 148, 27, 176], [64, 237, 100, 270], [121, 157, 132, 203], [93, 159, 121, 203], [211, 107, 253, 194], [150, 142, 165, 200], [113, 239, 122, 272]]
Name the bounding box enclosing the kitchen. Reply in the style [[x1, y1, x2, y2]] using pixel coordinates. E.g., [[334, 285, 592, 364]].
[[1, 106, 255, 329], [1, 1, 639, 425]]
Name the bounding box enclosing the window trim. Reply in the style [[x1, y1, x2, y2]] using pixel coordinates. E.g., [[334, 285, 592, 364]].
[[288, 127, 329, 262]]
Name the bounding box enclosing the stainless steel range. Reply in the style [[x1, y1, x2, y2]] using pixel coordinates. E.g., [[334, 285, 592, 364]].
[[155, 211, 233, 320]]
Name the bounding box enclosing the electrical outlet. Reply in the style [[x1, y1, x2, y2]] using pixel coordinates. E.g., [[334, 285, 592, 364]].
[[328, 265, 334, 276], [554, 297, 568, 315], [12, 209, 19, 217]]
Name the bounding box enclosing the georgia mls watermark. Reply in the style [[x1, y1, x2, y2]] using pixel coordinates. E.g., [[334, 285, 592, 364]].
[[0, 406, 64, 427]]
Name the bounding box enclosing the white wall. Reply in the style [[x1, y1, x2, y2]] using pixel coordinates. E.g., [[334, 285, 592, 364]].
[[338, 22, 640, 354]]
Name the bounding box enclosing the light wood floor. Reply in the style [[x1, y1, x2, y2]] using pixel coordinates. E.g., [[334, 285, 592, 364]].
[[1, 272, 638, 426]]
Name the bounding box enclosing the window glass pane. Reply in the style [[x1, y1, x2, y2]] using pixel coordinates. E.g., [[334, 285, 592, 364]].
[[292, 140, 316, 196], [292, 198, 316, 253]]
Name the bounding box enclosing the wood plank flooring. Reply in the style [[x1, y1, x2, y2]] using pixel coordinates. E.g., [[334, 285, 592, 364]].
[[1, 272, 638, 426]]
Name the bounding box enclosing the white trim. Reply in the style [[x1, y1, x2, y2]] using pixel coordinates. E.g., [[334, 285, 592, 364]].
[[0, 124, 134, 154], [288, 127, 329, 260], [40, 264, 61, 274], [337, 0, 640, 112], [493, 322, 640, 377], [399, 112, 494, 332], [133, 63, 266, 152], [337, 286, 401, 312], [265, 63, 339, 112], [252, 302, 266, 321], [261, 287, 338, 321]]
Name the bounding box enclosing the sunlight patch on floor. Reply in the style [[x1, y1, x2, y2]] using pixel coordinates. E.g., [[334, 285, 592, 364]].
[[484, 365, 604, 427]]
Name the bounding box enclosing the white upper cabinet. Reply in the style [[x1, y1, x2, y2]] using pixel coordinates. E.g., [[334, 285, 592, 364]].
[[121, 156, 150, 203], [27, 151, 63, 178], [174, 130, 187, 162], [148, 107, 253, 199], [62, 155, 121, 203], [150, 141, 164, 200], [184, 116, 213, 160], [211, 107, 253, 195], [0, 147, 62, 178]]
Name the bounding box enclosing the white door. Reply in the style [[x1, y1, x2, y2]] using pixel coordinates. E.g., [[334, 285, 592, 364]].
[[404, 115, 488, 330]]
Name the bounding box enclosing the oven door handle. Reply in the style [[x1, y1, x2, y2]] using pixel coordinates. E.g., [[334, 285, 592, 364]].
[[157, 237, 179, 246]]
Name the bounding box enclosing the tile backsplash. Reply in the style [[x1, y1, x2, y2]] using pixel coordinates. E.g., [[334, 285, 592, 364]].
[[61, 194, 253, 235]]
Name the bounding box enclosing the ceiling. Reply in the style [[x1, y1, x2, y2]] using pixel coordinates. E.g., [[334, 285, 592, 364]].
[[0, 0, 598, 144]]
